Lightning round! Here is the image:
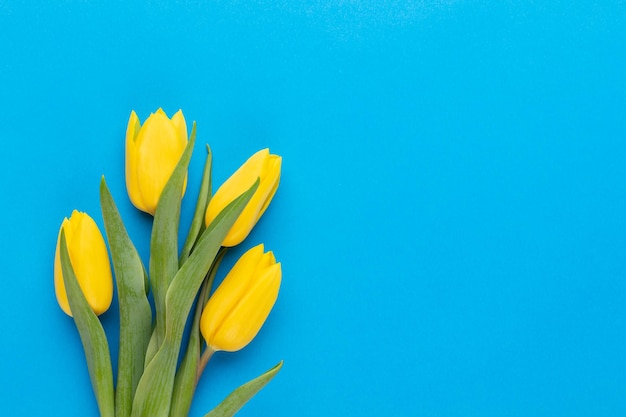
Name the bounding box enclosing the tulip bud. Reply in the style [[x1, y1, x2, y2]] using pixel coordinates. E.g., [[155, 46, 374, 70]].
[[54, 210, 113, 316], [125, 108, 188, 215], [205, 149, 281, 247], [200, 244, 281, 352]]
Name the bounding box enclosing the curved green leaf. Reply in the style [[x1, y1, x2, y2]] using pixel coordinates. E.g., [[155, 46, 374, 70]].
[[100, 178, 153, 417], [204, 361, 283, 417], [59, 232, 115, 417], [169, 248, 227, 417], [148, 123, 197, 364], [130, 180, 259, 417], [180, 144, 213, 266]]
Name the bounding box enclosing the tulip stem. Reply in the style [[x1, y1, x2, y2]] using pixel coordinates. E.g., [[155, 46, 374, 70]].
[[197, 347, 215, 383]]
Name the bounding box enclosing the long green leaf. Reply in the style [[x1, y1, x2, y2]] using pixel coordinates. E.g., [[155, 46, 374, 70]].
[[180, 144, 213, 266], [100, 178, 153, 417], [147, 123, 197, 364], [130, 180, 259, 417], [204, 361, 283, 417], [59, 232, 115, 417], [169, 248, 227, 417]]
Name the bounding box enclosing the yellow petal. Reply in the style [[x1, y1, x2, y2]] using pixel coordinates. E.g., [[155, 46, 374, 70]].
[[257, 155, 282, 218], [72, 213, 114, 315], [54, 211, 113, 316], [134, 112, 187, 214], [224, 155, 281, 247], [125, 111, 149, 212], [170, 109, 189, 196], [200, 251, 281, 352], [206, 149, 282, 247], [209, 262, 281, 352], [201, 245, 265, 344], [170, 109, 188, 146], [205, 149, 269, 224], [224, 154, 281, 245], [54, 217, 72, 315]]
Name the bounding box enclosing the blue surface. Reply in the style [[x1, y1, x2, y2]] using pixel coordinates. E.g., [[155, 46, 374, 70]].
[[1, 1, 626, 416]]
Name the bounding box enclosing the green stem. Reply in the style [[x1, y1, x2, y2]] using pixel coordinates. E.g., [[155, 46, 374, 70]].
[[197, 347, 215, 383]]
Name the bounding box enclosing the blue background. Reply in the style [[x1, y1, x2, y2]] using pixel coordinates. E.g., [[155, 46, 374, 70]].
[[1, 1, 625, 416]]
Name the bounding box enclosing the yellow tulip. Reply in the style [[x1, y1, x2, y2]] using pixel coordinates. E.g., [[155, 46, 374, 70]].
[[125, 108, 188, 215], [200, 244, 281, 352], [54, 210, 113, 317], [205, 149, 281, 247]]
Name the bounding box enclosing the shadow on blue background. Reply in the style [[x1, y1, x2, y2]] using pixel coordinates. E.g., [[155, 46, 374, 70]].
[[1, 1, 625, 416]]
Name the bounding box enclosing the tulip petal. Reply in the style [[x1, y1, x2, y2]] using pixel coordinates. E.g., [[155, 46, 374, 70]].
[[200, 245, 265, 345], [126, 111, 148, 213], [54, 211, 113, 317], [135, 112, 186, 213], [206, 149, 282, 247], [170, 109, 188, 147], [223, 155, 280, 246], [170, 109, 190, 198], [210, 262, 281, 352], [71, 212, 114, 315], [54, 218, 72, 315], [200, 245, 281, 353], [205, 149, 269, 226], [257, 155, 282, 218]]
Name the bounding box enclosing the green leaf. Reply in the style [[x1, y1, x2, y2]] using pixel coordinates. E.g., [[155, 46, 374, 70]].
[[169, 248, 227, 417], [59, 232, 115, 417], [204, 361, 283, 417], [130, 180, 259, 417], [180, 144, 213, 266], [100, 178, 153, 417], [144, 328, 159, 369], [147, 123, 197, 365]]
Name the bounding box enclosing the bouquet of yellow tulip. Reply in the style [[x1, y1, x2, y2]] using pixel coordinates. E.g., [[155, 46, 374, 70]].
[[53, 109, 283, 417]]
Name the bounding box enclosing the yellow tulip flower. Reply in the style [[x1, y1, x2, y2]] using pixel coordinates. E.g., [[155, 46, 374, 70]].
[[200, 244, 281, 352], [125, 108, 188, 215], [205, 149, 281, 247], [54, 210, 113, 317]]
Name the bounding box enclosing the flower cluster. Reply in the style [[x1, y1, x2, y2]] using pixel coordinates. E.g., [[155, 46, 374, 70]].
[[54, 109, 283, 417]]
